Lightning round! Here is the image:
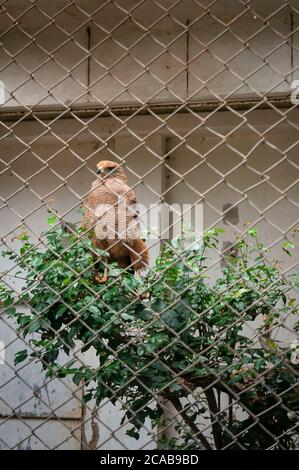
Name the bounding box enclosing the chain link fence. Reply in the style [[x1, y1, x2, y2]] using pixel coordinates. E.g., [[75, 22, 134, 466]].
[[0, 0, 298, 450]]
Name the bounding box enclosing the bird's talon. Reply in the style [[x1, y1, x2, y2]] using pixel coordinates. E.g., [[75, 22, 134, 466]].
[[95, 267, 109, 283], [140, 291, 150, 299]]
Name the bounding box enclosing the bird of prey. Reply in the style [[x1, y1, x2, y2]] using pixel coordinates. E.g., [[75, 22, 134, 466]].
[[83, 160, 149, 281]]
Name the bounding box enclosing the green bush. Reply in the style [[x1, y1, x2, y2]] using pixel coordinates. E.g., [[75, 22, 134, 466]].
[[1, 220, 299, 449]]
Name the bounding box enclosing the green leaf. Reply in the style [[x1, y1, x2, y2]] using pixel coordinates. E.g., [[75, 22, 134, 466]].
[[73, 371, 83, 385], [254, 358, 264, 370], [248, 228, 257, 238], [5, 307, 17, 317], [14, 349, 28, 365], [120, 312, 135, 321], [55, 305, 68, 318], [126, 428, 140, 440], [27, 318, 44, 334], [83, 391, 93, 403], [88, 305, 100, 315], [283, 241, 295, 257], [47, 214, 57, 225]]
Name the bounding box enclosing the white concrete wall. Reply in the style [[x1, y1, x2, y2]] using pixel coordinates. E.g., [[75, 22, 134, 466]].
[[0, 0, 298, 107]]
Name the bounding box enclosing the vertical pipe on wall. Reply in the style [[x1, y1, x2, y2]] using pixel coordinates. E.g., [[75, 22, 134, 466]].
[[87, 25, 92, 101]]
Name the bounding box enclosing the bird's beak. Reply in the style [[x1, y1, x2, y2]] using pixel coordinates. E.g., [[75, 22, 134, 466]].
[[96, 168, 103, 175]]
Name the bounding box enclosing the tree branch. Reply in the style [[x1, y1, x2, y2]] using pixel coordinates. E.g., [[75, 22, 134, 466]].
[[167, 395, 212, 450], [204, 387, 223, 450]]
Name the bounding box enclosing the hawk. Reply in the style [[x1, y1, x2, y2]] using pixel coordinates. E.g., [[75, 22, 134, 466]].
[[83, 160, 149, 281]]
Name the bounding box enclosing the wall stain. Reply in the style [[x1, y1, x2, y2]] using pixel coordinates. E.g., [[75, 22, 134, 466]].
[[88, 417, 99, 450], [223, 203, 239, 226]]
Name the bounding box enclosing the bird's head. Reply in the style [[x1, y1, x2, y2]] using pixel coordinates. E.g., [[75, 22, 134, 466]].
[[96, 160, 126, 181]]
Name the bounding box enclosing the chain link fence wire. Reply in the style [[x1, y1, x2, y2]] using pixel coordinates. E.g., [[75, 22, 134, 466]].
[[0, 0, 298, 450]]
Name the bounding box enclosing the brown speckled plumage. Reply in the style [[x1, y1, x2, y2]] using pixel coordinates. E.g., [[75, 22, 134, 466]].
[[83, 160, 149, 270]]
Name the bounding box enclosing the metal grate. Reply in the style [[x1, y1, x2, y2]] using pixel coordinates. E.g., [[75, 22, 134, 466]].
[[0, 0, 298, 450]]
